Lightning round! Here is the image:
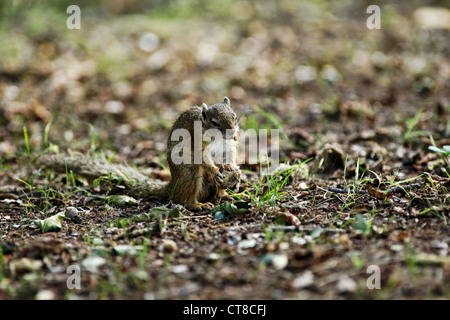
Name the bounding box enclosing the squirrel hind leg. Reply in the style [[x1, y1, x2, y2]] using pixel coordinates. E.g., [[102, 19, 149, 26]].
[[198, 174, 218, 204], [186, 201, 214, 211], [170, 165, 214, 211]]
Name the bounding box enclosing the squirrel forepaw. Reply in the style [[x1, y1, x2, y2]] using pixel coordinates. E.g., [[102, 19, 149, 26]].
[[213, 172, 225, 188]]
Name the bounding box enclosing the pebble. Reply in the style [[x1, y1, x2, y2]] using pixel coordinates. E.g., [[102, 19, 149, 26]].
[[237, 239, 257, 251], [114, 244, 137, 256], [138, 33, 159, 52], [260, 253, 288, 270], [35, 289, 55, 300], [295, 65, 316, 83], [214, 211, 225, 219], [81, 256, 106, 273], [335, 276, 357, 293], [162, 239, 178, 253], [291, 271, 314, 289], [170, 264, 188, 274], [65, 207, 78, 219]]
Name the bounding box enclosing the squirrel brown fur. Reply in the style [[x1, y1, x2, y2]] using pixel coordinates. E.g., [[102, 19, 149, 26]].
[[38, 97, 241, 211]]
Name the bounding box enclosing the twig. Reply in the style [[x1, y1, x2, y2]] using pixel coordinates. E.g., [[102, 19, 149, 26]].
[[328, 182, 424, 195], [267, 225, 345, 233], [113, 222, 162, 240]]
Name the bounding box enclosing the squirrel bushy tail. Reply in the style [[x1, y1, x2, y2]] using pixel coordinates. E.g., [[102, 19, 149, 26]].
[[37, 153, 169, 199]]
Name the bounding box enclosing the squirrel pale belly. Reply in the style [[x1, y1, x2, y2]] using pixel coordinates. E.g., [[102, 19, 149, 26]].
[[38, 97, 242, 211]]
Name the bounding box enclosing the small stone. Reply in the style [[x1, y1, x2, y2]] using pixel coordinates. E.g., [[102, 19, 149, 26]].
[[292, 236, 307, 245], [114, 244, 137, 256], [260, 253, 288, 270], [105, 100, 124, 114], [237, 239, 256, 251], [214, 211, 225, 219], [321, 64, 341, 83], [35, 289, 55, 300], [335, 276, 357, 293], [208, 253, 221, 261], [291, 271, 314, 289], [138, 33, 160, 52], [65, 207, 78, 219], [81, 255, 106, 273], [170, 264, 188, 274], [295, 65, 317, 83], [265, 242, 277, 252], [162, 239, 178, 253]]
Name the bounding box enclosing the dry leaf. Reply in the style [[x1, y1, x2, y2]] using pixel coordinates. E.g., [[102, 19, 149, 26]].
[[368, 187, 387, 200], [350, 204, 373, 215], [274, 211, 301, 226]]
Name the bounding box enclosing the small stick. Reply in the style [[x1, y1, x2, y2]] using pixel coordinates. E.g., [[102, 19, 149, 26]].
[[267, 225, 345, 233], [328, 182, 424, 195]]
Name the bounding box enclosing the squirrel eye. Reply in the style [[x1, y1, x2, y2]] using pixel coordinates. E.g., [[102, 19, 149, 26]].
[[211, 119, 219, 127]]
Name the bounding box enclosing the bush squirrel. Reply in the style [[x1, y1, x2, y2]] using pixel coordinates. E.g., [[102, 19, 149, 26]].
[[38, 97, 242, 211]]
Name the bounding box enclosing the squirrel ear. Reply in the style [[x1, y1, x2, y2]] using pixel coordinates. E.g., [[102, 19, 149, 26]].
[[201, 103, 208, 122], [223, 97, 230, 105]]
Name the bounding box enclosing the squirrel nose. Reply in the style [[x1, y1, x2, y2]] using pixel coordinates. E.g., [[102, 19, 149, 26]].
[[231, 129, 240, 141]]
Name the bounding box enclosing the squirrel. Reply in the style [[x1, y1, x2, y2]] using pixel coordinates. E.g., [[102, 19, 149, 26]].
[[37, 97, 242, 211]]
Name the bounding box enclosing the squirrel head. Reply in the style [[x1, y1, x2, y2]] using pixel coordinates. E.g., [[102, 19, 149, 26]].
[[200, 97, 239, 140]]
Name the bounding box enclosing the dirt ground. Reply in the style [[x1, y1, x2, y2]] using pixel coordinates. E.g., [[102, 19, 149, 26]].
[[0, 1, 449, 300]]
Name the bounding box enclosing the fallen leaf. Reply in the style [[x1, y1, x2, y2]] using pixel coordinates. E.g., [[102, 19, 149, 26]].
[[350, 204, 373, 215], [353, 214, 369, 234], [33, 212, 65, 232], [310, 227, 323, 239], [214, 201, 250, 216], [368, 187, 387, 200], [107, 195, 138, 206], [415, 253, 450, 266], [274, 212, 301, 226], [391, 230, 411, 243]]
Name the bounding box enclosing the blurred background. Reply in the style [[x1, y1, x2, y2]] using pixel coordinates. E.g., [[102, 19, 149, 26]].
[[0, 0, 449, 167]]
